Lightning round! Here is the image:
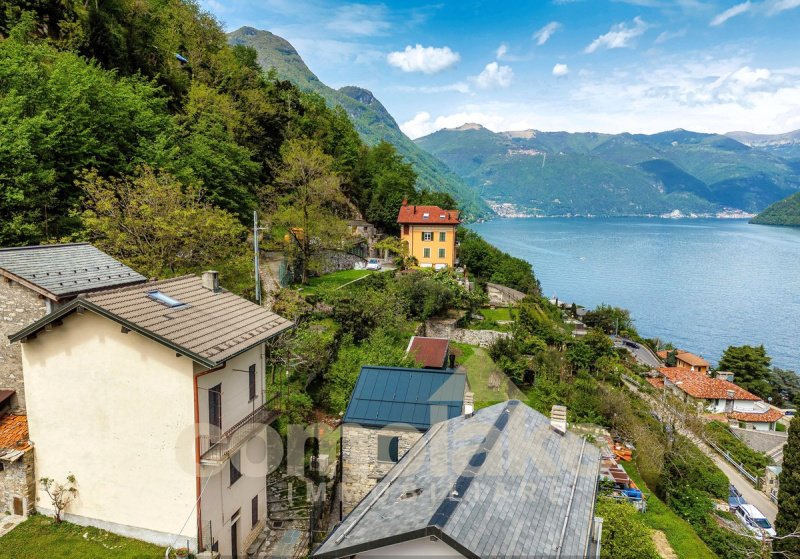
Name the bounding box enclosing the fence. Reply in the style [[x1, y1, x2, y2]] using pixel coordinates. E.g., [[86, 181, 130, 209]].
[[706, 438, 761, 487]]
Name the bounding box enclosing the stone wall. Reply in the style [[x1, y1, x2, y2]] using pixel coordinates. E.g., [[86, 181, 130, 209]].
[[0, 281, 48, 413], [0, 449, 35, 516], [341, 424, 422, 514], [424, 318, 512, 348], [315, 250, 366, 276], [486, 283, 525, 307]]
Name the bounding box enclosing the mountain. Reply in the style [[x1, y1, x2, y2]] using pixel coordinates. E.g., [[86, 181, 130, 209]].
[[726, 130, 800, 159], [228, 27, 489, 219], [416, 124, 800, 216], [750, 191, 800, 226]]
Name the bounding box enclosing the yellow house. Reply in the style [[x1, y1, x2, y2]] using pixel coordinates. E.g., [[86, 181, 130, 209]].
[[397, 201, 460, 268]]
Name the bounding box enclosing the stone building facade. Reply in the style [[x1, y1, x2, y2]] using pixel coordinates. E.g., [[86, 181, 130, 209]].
[[340, 424, 423, 514], [0, 280, 48, 413], [0, 449, 35, 515]]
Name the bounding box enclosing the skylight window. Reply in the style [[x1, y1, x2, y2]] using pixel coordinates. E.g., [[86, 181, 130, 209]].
[[147, 290, 185, 308], [422, 212, 430, 219]]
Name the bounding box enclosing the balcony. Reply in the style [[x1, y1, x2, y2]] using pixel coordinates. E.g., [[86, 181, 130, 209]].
[[200, 391, 280, 465]]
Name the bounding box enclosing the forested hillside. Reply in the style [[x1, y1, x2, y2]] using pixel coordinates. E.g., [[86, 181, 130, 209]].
[[227, 27, 489, 220], [0, 1, 468, 293], [751, 191, 800, 226], [416, 124, 800, 216]]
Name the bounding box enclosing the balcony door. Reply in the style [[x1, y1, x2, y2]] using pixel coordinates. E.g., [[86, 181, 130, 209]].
[[209, 384, 222, 440]]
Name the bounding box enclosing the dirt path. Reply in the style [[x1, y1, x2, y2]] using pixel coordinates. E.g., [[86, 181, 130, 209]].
[[651, 530, 678, 559]]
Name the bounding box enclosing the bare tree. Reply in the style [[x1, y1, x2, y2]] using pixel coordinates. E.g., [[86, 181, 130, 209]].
[[39, 475, 78, 523]]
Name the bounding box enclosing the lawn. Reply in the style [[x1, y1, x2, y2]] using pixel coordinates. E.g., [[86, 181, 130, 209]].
[[0, 515, 166, 559], [467, 308, 515, 332], [621, 462, 717, 559], [479, 307, 515, 322], [451, 342, 524, 407], [296, 269, 372, 295]]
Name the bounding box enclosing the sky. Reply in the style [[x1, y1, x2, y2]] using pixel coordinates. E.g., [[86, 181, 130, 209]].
[[199, 0, 800, 139]]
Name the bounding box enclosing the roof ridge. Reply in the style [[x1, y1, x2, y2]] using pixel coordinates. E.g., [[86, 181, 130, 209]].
[[85, 274, 196, 298], [0, 242, 89, 253]]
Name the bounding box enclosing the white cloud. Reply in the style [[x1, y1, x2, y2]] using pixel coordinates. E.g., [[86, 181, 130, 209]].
[[326, 3, 392, 36], [764, 0, 800, 15], [584, 17, 649, 53], [471, 62, 514, 89], [552, 63, 570, 76], [387, 44, 460, 74], [655, 28, 688, 44], [533, 22, 562, 46], [710, 1, 751, 26], [496, 43, 509, 60]]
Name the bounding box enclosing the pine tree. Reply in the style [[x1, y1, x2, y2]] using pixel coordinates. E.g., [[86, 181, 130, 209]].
[[776, 417, 800, 556]]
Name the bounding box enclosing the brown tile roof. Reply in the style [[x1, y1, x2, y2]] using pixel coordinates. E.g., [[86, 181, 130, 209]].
[[728, 409, 784, 423], [656, 350, 668, 359], [11, 275, 293, 367], [646, 377, 665, 389], [659, 368, 760, 401], [0, 414, 30, 450], [407, 336, 449, 368], [677, 352, 709, 367], [397, 204, 460, 225]]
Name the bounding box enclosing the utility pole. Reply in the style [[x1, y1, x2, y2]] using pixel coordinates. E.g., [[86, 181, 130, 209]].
[[253, 211, 268, 305]]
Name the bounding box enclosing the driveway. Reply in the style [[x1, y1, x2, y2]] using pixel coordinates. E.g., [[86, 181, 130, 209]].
[[614, 337, 663, 369]]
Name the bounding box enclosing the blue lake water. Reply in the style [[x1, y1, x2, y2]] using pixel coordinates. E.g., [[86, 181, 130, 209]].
[[469, 217, 800, 370]]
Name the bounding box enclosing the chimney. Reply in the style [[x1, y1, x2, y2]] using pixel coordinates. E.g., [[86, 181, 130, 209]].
[[402, 198, 408, 206], [448, 353, 456, 369], [202, 270, 220, 293], [551, 405, 567, 435], [413, 205, 416, 214]]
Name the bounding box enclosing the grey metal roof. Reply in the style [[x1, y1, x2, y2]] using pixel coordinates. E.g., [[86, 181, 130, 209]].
[[0, 243, 145, 300], [343, 366, 465, 430], [315, 401, 601, 559], [9, 275, 294, 367]]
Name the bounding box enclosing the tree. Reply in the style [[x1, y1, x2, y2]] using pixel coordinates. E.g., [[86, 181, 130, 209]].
[[776, 417, 800, 557], [80, 166, 253, 295], [583, 304, 634, 336], [594, 498, 660, 559], [665, 349, 678, 367], [718, 345, 772, 398], [374, 236, 413, 269], [272, 139, 349, 284], [40, 475, 78, 523]]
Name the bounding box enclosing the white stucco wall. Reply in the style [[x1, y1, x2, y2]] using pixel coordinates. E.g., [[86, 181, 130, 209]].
[[357, 537, 463, 557], [21, 311, 197, 546]]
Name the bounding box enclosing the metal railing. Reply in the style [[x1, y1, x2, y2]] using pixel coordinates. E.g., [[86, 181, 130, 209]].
[[706, 438, 761, 487], [200, 391, 281, 463]]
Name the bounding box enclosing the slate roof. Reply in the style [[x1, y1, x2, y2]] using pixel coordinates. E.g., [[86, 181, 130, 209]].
[[407, 336, 449, 369], [0, 243, 146, 300], [315, 401, 601, 559], [343, 366, 465, 430], [659, 368, 760, 401], [397, 203, 460, 225], [9, 275, 294, 368]]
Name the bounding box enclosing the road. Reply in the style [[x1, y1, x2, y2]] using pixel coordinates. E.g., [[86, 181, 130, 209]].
[[614, 337, 663, 369], [621, 377, 779, 522]]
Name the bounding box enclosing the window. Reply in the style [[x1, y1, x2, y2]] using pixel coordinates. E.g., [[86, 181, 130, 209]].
[[423, 248, 431, 258], [252, 495, 259, 528], [248, 364, 256, 402], [439, 231, 446, 242], [230, 451, 242, 486], [147, 290, 185, 308], [422, 231, 433, 241], [403, 225, 409, 235], [378, 435, 400, 463], [438, 248, 446, 258]]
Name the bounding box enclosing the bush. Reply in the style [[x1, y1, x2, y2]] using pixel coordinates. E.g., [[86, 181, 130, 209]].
[[704, 421, 771, 477], [594, 498, 660, 559]]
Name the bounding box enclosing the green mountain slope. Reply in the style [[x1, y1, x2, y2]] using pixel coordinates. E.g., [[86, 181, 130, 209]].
[[416, 124, 800, 216], [228, 27, 488, 219], [750, 191, 800, 226]]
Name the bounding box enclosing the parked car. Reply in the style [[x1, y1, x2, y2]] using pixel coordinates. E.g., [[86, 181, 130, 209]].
[[784, 409, 796, 416], [736, 504, 776, 538], [365, 258, 382, 271], [728, 484, 746, 511], [624, 340, 639, 349]]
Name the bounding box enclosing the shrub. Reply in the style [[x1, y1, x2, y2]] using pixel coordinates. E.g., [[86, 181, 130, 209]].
[[594, 498, 660, 559]]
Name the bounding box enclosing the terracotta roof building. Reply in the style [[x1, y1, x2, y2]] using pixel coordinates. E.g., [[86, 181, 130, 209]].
[[397, 203, 460, 225], [406, 336, 450, 369], [656, 349, 710, 374], [398, 201, 460, 269]]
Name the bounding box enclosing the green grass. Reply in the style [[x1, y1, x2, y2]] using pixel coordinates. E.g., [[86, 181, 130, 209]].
[[296, 269, 373, 295], [479, 307, 514, 322], [467, 308, 515, 332], [451, 342, 523, 406], [0, 515, 165, 558], [621, 463, 717, 559]]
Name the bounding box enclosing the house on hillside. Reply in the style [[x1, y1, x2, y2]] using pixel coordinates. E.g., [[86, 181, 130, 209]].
[[10, 271, 293, 557], [340, 366, 469, 514], [398, 200, 459, 269], [657, 367, 783, 430], [656, 350, 710, 374], [0, 243, 145, 517], [406, 336, 452, 369], [316, 400, 602, 559]]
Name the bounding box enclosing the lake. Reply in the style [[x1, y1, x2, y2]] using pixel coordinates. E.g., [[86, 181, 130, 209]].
[[469, 217, 800, 370]]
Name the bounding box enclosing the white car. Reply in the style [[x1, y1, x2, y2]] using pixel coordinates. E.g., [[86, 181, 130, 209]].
[[365, 258, 382, 271], [736, 504, 776, 538]]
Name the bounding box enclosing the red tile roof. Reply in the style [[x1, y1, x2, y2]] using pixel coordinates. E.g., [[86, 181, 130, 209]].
[[407, 336, 450, 369], [658, 368, 760, 401], [0, 414, 30, 450], [728, 409, 784, 423], [646, 377, 665, 390], [656, 350, 668, 359], [397, 203, 460, 225]]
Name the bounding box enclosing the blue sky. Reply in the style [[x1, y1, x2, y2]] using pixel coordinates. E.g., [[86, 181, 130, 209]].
[[200, 0, 800, 138]]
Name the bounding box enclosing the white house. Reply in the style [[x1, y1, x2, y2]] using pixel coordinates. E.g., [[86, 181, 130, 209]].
[[658, 367, 783, 431], [10, 271, 293, 557]]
